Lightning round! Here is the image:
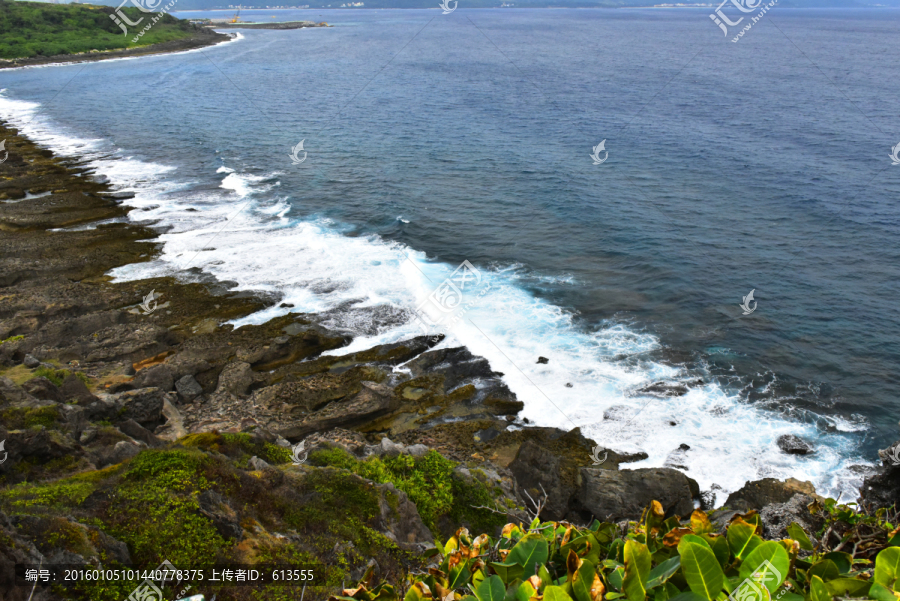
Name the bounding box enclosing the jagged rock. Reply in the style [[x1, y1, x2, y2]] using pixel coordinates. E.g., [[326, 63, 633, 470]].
[[537, 356, 549, 364], [248, 455, 271, 470], [407, 444, 429, 457], [118, 419, 164, 448], [132, 364, 176, 392], [155, 396, 187, 441], [23, 354, 40, 368], [60, 373, 98, 405], [95, 440, 142, 467], [509, 440, 571, 521], [725, 478, 819, 512], [777, 434, 815, 455], [639, 381, 689, 397], [11, 514, 132, 566], [0, 510, 45, 597], [576, 467, 695, 522], [85, 397, 119, 422], [116, 387, 165, 426], [175, 374, 203, 401], [80, 428, 97, 445], [759, 493, 823, 542], [216, 361, 257, 396], [58, 403, 88, 440], [0, 376, 36, 405], [861, 440, 900, 509], [198, 489, 242, 540], [278, 381, 400, 440], [375, 481, 433, 552], [22, 377, 63, 402]]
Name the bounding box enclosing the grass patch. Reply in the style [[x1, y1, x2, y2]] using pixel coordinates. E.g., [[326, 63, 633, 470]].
[[33, 365, 90, 387]]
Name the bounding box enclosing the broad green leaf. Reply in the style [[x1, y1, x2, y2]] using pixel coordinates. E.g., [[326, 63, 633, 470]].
[[824, 578, 870, 597], [475, 575, 506, 601], [606, 594, 625, 600], [707, 537, 730, 569], [727, 519, 761, 560], [776, 594, 803, 601], [808, 560, 839, 582], [572, 559, 603, 601], [624, 540, 653, 601], [449, 561, 472, 589], [515, 582, 536, 601], [405, 583, 430, 601], [647, 556, 682, 589], [679, 540, 724, 600], [544, 586, 574, 601], [608, 566, 625, 592], [681, 534, 712, 550], [821, 552, 852, 575], [809, 575, 830, 601], [508, 534, 550, 577], [785, 523, 813, 551], [539, 565, 553, 591], [666, 593, 708, 601], [869, 583, 900, 601], [490, 562, 524, 585], [876, 548, 900, 590], [738, 542, 790, 593]]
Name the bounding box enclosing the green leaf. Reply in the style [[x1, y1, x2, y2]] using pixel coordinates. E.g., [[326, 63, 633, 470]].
[[508, 534, 550, 577], [809, 575, 831, 601], [608, 566, 625, 592], [869, 583, 900, 601], [475, 575, 506, 601], [606, 594, 625, 600], [678, 541, 725, 601], [824, 578, 870, 597], [681, 534, 712, 550], [515, 582, 536, 601], [666, 593, 708, 601], [785, 523, 813, 551], [624, 540, 653, 601], [449, 561, 472, 589], [539, 565, 553, 591], [707, 537, 730, 569], [821, 553, 852, 575], [876, 547, 900, 590], [647, 556, 682, 589], [490, 562, 524, 585], [544, 586, 574, 601], [808, 560, 839, 582], [572, 558, 598, 601], [727, 519, 760, 560], [738, 542, 789, 593]]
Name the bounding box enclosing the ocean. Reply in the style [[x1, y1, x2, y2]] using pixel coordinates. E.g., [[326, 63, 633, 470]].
[[1, 7, 899, 502]]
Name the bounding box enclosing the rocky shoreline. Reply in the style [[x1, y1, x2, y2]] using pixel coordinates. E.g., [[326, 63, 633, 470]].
[[0, 27, 232, 71], [1, 121, 898, 600]]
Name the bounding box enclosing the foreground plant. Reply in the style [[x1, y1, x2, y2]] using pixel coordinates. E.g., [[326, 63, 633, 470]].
[[332, 499, 900, 601]]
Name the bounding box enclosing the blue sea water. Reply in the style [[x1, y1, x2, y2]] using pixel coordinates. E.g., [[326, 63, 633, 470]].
[[1, 7, 899, 501]]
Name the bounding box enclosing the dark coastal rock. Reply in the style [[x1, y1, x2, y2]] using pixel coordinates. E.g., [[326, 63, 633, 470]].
[[23, 354, 40, 368], [277, 381, 399, 440], [860, 440, 900, 509], [0, 376, 35, 405], [777, 434, 815, 455], [11, 514, 132, 566], [116, 387, 165, 426], [198, 489, 242, 540], [94, 440, 142, 468], [759, 493, 822, 541], [575, 467, 695, 522], [175, 374, 203, 401], [21, 376, 63, 402], [118, 418, 164, 448], [215, 361, 257, 396], [725, 477, 818, 512], [509, 440, 571, 521], [375, 481, 433, 552], [132, 363, 176, 391], [639, 381, 689, 397], [405, 346, 502, 390], [60, 373, 98, 405], [0, 511, 47, 595], [537, 356, 549, 364]]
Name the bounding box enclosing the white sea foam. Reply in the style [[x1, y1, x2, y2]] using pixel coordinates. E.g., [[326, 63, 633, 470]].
[[0, 90, 872, 503]]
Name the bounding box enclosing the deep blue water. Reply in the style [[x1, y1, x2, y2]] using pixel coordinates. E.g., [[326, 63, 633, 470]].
[[2, 7, 899, 499]]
